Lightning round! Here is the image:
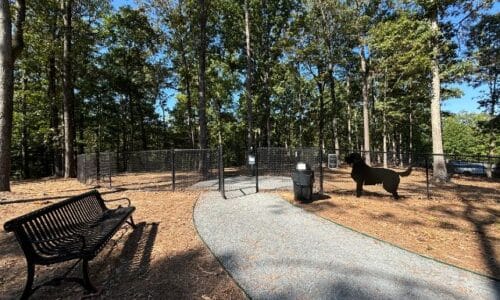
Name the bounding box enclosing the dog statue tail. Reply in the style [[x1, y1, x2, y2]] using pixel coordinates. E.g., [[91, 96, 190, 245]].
[[397, 166, 412, 177]]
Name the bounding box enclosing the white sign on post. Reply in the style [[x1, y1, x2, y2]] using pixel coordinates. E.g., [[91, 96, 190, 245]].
[[328, 154, 338, 169], [248, 155, 256, 165]]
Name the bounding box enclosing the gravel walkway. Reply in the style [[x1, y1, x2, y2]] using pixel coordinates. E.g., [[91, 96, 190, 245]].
[[190, 176, 291, 198], [194, 192, 499, 300]]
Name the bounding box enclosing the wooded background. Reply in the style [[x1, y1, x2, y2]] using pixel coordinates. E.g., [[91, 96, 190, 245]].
[[0, 0, 498, 190]]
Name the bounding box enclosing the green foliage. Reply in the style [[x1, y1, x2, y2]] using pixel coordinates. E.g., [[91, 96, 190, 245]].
[[443, 113, 496, 155], [7, 0, 499, 179]]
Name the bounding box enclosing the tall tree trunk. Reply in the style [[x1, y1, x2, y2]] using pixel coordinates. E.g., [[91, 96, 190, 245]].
[[261, 0, 271, 148], [62, 0, 76, 178], [244, 0, 253, 149], [0, 0, 25, 191], [180, 45, 195, 148], [487, 75, 496, 156], [347, 101, 352, 151], [21, 76, 29, 178], [328, 64, 339, 157], [298, 87, 303, 148], [430, 10, 447, 182], [48, 39, 62, 176], [360, 47, 371, 165], [197, 0, 208, 150], [346, 76, 352, 150], [177, 0, 195, 148], [409, 99, 413, 164], [0, 4, 14, 188], [382, 71, 387, 168]]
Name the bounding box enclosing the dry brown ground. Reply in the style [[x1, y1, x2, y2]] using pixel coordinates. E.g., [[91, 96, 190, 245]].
[[0, 177, 246, 299], [280, 166, 500, 279]]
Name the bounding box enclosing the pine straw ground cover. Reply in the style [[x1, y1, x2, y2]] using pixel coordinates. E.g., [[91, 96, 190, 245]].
[[280, 166, 500, 279], [0, 177, 246, 299]]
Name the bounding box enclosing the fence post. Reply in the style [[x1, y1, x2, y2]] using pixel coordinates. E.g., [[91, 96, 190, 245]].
[[172, 150, 176, 191], [255, 148, 259, 193], [425, 155, 430, 199], [108, 152, 112, 188]]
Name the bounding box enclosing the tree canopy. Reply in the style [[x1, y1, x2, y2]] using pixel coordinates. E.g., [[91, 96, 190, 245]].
[[0, 0, 497, 185]]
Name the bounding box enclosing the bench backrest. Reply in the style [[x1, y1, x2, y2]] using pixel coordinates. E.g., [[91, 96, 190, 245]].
[[4, 190, 106, 261]]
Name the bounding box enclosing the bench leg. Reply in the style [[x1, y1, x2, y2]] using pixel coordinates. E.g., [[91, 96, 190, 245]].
[[126, 216, 137, 229], [20, 262, 34, 300], [82, 260, 97, 294]]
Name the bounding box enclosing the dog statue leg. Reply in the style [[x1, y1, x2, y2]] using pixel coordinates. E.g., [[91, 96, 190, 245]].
[[356, 181, 363, 197]]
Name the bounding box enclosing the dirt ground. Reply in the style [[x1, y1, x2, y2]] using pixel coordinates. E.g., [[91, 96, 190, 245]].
[[0, 177, 246, 299], [280, 166, 500, 279]]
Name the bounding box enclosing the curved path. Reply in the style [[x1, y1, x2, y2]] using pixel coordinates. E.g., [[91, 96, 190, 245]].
[[194, 191, 499, 300]]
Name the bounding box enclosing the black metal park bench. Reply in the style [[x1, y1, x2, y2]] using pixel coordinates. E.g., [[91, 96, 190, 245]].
[[3, 190, 136, 299]]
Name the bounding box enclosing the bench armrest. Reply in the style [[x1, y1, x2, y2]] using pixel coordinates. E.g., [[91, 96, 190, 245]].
[[104, 197, 132, 208]]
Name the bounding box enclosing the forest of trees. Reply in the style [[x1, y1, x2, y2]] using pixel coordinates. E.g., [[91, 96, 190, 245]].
[[0, 0, 498, 190]]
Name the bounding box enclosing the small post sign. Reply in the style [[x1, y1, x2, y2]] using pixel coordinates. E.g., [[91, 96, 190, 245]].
[[248, 154, 256, 165], [328, 154, 338, 170]]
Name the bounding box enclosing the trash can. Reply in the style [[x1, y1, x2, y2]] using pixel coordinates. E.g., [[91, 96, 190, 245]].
[[292, 162, 314, 202]]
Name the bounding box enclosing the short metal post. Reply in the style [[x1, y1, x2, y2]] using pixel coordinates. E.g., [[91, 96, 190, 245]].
[[255, 148, 259, 193], [425, 155, 430, 199], [172, 150, 176, 191]]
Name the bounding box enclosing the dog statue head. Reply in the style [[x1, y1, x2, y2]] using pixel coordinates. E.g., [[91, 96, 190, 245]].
[[345, 153, 363, 165]]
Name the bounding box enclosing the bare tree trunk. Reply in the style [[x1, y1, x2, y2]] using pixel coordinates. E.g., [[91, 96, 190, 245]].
[[181, 49, 195, 148], [261, 0, 271, 148], [48, 48, 62, 176], [62, 0, 76, 178], [316, 66, 325, 194], [383, 72, 387, 168], [20, 75, 29, 178], [430, 11, 447, 182], [178, 35, 195, 147], [360, 47, 370, 165], [330, 72, 340, 158], [0, 0, 25, 191], [244, 0, 253, 149], [198, 0, 208, 150], [197, 0, 209, 176], [488, 78, 496, 157], [298, 88, 303, 148], [409, 99, 413, 164], [346, 79, 352, 151], [382, 112, 388, 169]]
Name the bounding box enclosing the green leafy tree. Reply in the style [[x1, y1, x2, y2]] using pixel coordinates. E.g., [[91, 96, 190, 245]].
[[467, 13, 499, 156]]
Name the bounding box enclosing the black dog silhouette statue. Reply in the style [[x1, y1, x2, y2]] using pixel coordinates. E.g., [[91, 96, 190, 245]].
[[345, 153, 412, 199]]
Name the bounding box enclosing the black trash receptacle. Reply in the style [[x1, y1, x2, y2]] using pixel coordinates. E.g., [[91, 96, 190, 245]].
[[292, 162, 314, 202]]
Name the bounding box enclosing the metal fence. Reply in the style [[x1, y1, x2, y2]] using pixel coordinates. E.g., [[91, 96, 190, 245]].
[[326, 149, 500, 177], [77, 147, 499, 198], [77, 149, 219, 190]]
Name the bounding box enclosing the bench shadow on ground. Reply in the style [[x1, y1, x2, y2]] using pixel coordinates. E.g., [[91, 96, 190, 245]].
[[2, 220, 240, 299]]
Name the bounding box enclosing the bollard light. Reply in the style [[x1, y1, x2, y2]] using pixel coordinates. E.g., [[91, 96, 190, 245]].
[[296, 162, 307, 171]]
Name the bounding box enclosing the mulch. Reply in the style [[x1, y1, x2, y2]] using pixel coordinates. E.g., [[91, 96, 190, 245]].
[[0, 178, 246, 299], [280, 166, 500, 279]]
